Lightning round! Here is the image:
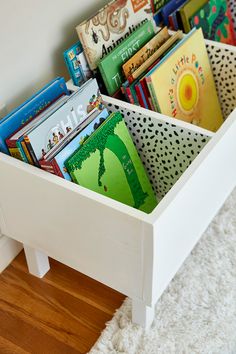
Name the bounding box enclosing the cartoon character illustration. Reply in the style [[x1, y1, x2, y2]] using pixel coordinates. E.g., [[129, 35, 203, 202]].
[[58, 131, 64, 140], [47, 139, 53, 151], [41, 148, 46, 159], [52, 132, 59, 145], [66, 126, 72, 133], [87, 91, 104, 113]]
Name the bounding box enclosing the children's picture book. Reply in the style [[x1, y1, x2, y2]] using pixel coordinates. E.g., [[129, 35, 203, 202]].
[[122, 27, 170, 79], [177, 0, 208, 33], [6, 95, 69, 163], [146, 28, 224, 132], [161, 0, 189, 26], [0, 77, 69, 155], [189, 0, 236, 45], [76, 0, 154, 71], [65, 111, 158, 213], [23, 79, 104, 166], [40, 108, 110, 180], [63, 41, 92, 86], [98, 20, 155, 95]]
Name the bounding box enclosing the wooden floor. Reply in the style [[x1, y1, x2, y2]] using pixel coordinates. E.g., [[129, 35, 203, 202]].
[[0, 251, 125, 354]]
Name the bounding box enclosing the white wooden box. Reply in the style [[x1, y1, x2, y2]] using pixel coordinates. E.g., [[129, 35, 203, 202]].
[[0, 39, 235, 328]]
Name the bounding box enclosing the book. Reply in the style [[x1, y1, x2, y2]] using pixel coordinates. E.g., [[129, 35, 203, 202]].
[[177, 0, 208, 33], [98, 20, 155, 96], [65, 111, 158, 213], [0, 77, 69, 155], [6, 95, 69, 163], [63, 41, 92, 86], [40, 108, 110, 180], [76, 0, 154, 71], [126, 30, 183, 83], [189, 0, 236, 45], [23, 79, 104, 166], [122, 27, 170, 79], [161, 0, 189, 25], [146, 28, 224, 132], [152, 0, 172, 12]]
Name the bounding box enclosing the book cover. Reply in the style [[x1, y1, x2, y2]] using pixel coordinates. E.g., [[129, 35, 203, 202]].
[[24, 79, 104, 166], [189, 0, 236, 45], [63, 41, 92, 86], [122, 27, 170, 79], [76, 0, 154, 71], [178, 0, 208, 33], [65, 111, 158, 213], [6, 95, 68, 164], [0, 77, 69, 155], [152, 0, 172, 12], [98, 20, 155, 96], [40, 108, 110, 180], [146, 28, 224, 132]]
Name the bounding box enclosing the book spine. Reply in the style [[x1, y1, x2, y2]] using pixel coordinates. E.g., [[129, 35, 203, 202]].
[[19, 141, 34, 165], [154, 0, 173, 12], [6, 138, 26, 162], [8, 147, 24, 161], [135, 84, 145, 107], [24, 136, 40, 167], [98, 63, 114, 96], [39, 158, 64, 178], [145, 78, 160, 112]]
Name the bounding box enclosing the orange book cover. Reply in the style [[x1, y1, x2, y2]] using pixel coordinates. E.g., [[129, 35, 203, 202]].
[[146, 28, 224, 132]]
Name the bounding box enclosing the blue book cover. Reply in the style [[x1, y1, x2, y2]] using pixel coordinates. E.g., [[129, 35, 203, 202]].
[[63, 41, 92, 86], [0, 77, 69, 155], [161, 0, 188, 25], [25, 79, 103, 166], [48, 108, 109, 180]]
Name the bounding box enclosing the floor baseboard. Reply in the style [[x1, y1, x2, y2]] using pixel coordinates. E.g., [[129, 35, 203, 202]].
[[0, 235, 23, 272]]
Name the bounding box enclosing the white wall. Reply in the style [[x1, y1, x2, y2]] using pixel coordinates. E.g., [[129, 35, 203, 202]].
[[0, 0, 108, 111]]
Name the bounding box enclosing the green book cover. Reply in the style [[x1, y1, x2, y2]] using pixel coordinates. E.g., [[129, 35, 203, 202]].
[[179, 0, 208, 33], [98, 21, 155, 96], [65, 112, 158, 213]]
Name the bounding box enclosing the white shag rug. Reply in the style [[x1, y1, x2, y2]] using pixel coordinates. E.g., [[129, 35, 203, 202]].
[[90, 188, 236, 354]]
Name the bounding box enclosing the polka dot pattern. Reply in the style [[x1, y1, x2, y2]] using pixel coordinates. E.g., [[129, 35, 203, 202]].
[[206, 43, 236, 119], [106, 103, 211, 199]]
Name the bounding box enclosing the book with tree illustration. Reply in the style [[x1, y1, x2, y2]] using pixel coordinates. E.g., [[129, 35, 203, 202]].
[[145, 28, 224, 132], [65, 111, 158, 213]]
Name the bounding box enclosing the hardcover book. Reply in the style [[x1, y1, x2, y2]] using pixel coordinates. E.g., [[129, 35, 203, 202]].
[[189, 0, 236, 45], [63, 41, 92, 86], [76, 0, 154, 71], [122, 27, 170, 79], [65, 111, 158, 213], [24, 79, 104, 166], [6, 95, 69, 164], [39, 108, 110, 180], [161, 0, 189, 25], [146, 28, 224, 132], [177, 0, 208, 33], [98, 20, 155, 96], [152, 0, 172, 13], [0, 77, 69, 155]]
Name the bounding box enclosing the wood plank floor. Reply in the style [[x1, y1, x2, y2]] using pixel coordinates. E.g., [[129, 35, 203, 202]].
[[0, 251, 125, 354]]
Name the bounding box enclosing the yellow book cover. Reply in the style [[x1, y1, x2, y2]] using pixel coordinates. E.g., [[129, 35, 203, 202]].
[[146, 28, 224, 132]]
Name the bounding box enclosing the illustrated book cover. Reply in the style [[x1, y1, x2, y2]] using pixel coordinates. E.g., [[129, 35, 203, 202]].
[[40, 108, 110, 180], [0, 77, 69, 155], [177, 0, 208, 33], [23, 79, 104, 166], [161, 0, 189, 26], [146, 28, 224, 132], [6, 95, 69, 164], [76, 0, 154, 71], [189, 0, 236, 45], [63, 41, 92, 86], [65, 111, 158, 213], [98, 20, 155, 96]]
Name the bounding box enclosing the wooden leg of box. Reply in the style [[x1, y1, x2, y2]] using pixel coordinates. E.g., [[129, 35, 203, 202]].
[[132, 299, 155, 329], [24, 244, 50, 278]]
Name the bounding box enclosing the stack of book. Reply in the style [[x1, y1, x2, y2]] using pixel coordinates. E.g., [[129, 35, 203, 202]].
[[152, 0, 236, 45], [0, 77, 158, 214], [75, 0, 224, 132]]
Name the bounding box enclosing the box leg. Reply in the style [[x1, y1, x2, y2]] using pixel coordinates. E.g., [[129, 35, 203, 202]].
[[24, 245, 50, 278], [132, 299, 155, 329]]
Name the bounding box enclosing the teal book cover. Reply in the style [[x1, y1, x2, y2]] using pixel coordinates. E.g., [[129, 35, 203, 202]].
[[65, 111, 158, 213], [98, 20, 155, 96]]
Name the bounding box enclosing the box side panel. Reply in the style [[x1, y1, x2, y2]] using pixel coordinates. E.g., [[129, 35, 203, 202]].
[[150, 110, 236, 304], [0, 154, 144, 299], [105, 98, 211, 201]]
